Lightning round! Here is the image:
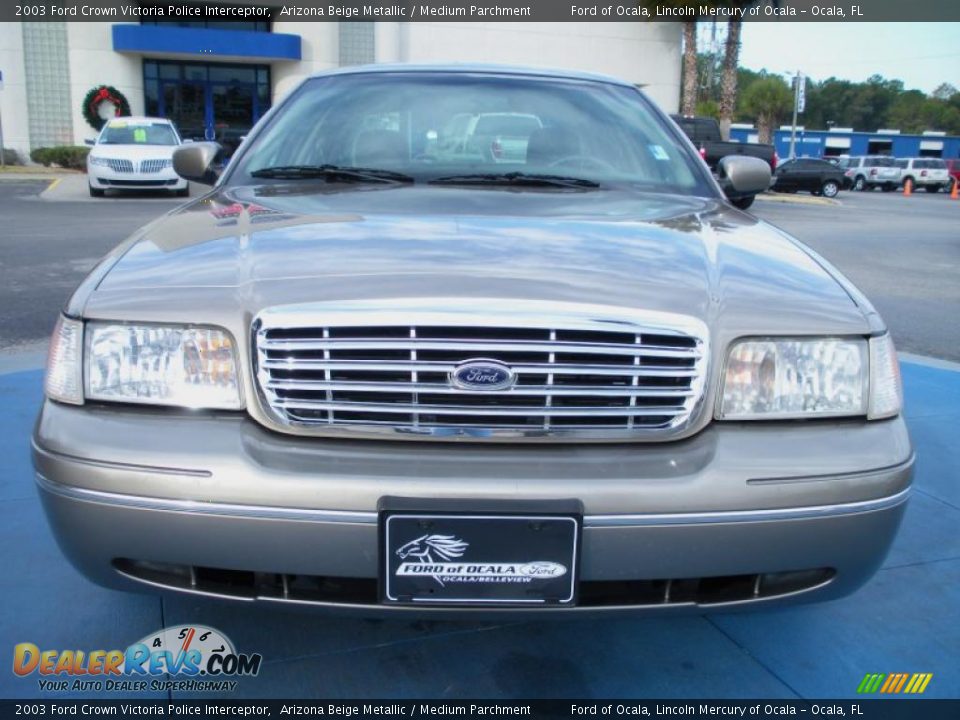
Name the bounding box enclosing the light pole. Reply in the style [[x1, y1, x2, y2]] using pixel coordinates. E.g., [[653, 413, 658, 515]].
[[786, 69, 804, 160], [0, 70, 5, 169]]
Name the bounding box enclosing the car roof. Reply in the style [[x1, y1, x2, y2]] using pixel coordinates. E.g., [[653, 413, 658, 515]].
[[307, 63, 636, 88], [104, 116, 174, 125]]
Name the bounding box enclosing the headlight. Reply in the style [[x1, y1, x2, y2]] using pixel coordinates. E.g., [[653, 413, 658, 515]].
[[87, 155, 110, 167], [718, 338, 868, 420], [86, 323, 242, 409], [867, 333, 902, 419], [45, 315, 84, 405]]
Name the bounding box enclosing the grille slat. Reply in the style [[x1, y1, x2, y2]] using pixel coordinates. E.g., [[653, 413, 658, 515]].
[[274, 400, 688, 417], [262, 359, 698, 377], [254, 308, 707, 440], [261, 338, 701, 360], [266, 380, 694, 398]]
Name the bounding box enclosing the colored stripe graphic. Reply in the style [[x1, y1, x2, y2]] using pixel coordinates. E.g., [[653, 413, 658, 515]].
[[858, 673, 932, 694], [880, 674, 898, 693], [858, 673, 885, 693]]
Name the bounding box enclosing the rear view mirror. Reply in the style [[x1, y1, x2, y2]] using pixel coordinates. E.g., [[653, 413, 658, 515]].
[[172, 142, 222, 185], [84, 139, 96, 146], [717, 155, 772, 197]]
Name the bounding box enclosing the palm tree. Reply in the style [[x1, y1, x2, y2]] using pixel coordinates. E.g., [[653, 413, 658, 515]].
[[718, 1, 767, 139], [741, 76, 793, 143], [681, 21, 698, 115], [718, 18, 742, 139]]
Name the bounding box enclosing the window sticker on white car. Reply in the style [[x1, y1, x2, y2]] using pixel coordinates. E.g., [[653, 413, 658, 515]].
[[648, 144, 670, 161]]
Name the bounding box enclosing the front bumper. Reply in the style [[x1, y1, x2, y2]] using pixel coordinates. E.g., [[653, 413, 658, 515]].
[[33, 400, 913, 616], [88, 166, 186, 190]]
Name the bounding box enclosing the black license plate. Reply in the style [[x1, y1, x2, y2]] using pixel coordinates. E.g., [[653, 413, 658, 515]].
[[381, 509, 580, 606]]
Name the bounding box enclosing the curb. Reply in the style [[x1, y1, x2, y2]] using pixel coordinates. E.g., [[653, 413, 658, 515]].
[[0, 173, 76, 183], [899, 353, 960, 373], [755, 192, 841, 207]]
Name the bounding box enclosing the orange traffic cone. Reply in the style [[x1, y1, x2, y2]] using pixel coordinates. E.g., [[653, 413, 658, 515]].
[[903, 178, 912, 196], [951, 180, 959, 200]]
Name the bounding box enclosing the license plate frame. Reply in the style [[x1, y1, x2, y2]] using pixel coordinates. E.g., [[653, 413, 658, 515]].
[[379, 499, 581, 607]]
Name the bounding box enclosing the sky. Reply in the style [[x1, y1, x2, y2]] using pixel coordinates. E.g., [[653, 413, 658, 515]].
[[724, 22, 960, 94]]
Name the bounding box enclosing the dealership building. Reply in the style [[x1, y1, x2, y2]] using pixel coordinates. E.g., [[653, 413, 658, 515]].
[[0, 18, 682, 160], [730, 125, 960, 160]]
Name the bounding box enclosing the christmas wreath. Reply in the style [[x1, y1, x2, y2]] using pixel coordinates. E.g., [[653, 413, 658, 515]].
[[82, 85, 131, 131]]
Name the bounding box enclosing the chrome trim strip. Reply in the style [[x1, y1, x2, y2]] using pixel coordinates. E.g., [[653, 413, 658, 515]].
[[37, 473, 910, 527], [584, 486, 911, 527], [747, 454, 915, 485], [32, 440, 211, 478], [35, 474, 377, 525]]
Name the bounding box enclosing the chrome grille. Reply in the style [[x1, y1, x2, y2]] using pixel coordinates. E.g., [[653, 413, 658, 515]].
[[139, 158, 171, 173], [253, 301, 708, 441], [105, 158, 134, 173]]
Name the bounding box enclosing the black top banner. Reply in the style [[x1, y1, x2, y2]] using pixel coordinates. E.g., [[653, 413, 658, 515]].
[[5, 0, 960, 23]]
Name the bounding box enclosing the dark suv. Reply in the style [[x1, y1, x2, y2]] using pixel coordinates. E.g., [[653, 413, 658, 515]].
[[773, 158, 845, 197]]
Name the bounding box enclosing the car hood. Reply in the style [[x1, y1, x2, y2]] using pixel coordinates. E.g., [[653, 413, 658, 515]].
[[89, 144, 179, 159], [84, 184, 870, 338]]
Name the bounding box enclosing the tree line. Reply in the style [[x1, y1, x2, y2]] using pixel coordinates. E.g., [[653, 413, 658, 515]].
[[676, 14, 960, 143]]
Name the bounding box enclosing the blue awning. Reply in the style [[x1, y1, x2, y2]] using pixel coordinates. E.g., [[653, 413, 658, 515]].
[[112, 24, 301, 63]]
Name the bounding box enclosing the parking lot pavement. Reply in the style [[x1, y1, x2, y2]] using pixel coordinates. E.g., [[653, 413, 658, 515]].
[[39, 173, 201, 202], [752, 190, 960, 362], [1, 358, 957, 700]]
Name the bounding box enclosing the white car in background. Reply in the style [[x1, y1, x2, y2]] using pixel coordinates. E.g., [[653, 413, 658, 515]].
[[893, 158, 951, 193], [86, 117, 189, 197], [834, 155, 900, 192]]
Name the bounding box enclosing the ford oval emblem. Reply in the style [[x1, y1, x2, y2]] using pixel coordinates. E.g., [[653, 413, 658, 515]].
[[450, 359, 516, 391]]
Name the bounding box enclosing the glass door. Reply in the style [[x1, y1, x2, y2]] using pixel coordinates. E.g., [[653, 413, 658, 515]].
[[161, 81, 208, 142], [211, 83, 256, 157]]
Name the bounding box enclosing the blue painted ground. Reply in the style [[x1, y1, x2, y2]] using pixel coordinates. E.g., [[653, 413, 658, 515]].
[[1, 363, 957, 700]]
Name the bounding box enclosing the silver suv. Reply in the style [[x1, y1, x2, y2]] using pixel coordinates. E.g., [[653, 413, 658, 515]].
[[34, 65, 911, 615], [836, 155, 901, 191], [894, 158, 951, 192]]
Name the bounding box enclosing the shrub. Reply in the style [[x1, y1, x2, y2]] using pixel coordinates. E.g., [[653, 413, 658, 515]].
[[1, 148, 22, 165], [30, 145, 90, 170]]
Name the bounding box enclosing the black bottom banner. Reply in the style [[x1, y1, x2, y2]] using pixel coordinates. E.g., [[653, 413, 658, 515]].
[[3, 700, 959, 719]]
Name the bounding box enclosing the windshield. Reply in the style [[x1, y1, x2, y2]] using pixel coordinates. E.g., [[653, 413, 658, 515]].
[[231, 73, 710, 193], [99, 121, 179, 146]]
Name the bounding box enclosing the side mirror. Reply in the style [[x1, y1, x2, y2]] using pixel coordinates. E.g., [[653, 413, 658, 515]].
[[717, 155, 772, 198], [172, 142, 222, 185], [84, 139, 96, 146]]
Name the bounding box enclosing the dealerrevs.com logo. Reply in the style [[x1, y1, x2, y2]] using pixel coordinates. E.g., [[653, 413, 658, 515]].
[[13, 625, 261, 693]]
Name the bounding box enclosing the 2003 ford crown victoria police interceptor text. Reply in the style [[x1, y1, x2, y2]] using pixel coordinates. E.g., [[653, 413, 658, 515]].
[[34, 65, 912, 616]]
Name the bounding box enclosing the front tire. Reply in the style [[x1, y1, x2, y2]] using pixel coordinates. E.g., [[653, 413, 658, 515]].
[[88, 184, 105, 198], [821, 180, 839, 198], [175, 184, 190, 198], [731, 196, 755, 210], [853, 176, 866, 191]]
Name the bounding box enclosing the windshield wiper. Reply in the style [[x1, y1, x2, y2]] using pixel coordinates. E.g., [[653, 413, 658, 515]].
[[249, 164, 415, 184], [428, 172, 600, 189]]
